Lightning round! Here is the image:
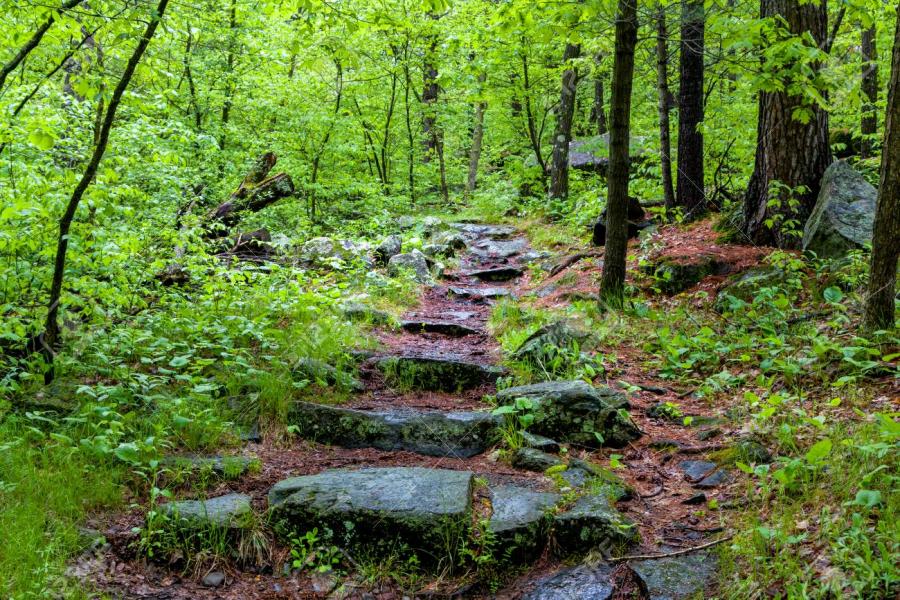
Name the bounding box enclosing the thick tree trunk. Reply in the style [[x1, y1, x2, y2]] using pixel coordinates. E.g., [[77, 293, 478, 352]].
[[861, 25, 878, 158], [600, 0, 638, 306], [42, 0, 171, 379], [207, 153, 295, 231], [864, 8, 900, 331], [656, 6, 676, 212], [676, 0, 705, 218], [466, 72, 487, 197], [0, 0, 85, 93], [743, 0, 831, 248], [422, 18, 440, 162], [592, 76, 608, 136], [549, 43, 581, 200]]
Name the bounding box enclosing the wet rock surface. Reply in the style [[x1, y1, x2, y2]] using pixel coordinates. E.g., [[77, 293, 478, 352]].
[[376, 354, 505, 392], [803, 160, 876, 258], [523, 563, 615, 600], [488, 485, 559, 560], [161, 493, 252, 529], [631, 549, 719, 599]]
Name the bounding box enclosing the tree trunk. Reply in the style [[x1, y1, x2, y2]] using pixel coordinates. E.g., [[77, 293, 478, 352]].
[[522, 53, 547, 176], [219, 0, 238, 153], [861, 25, 878, 158], [404, 39, 416, 201], [743, 0, 831, 248], [0, 0, 85, 93], [592, 75, 608, 135], [466, 72, 487, 197], [42, 0, 171, 379], [422, 15, 440, 162], [863, 7, 900, 331], [549, 43, 581, 200], [656, 6, 676, 212], [600, 0, 638, 306], [676, 0, 705, 218]]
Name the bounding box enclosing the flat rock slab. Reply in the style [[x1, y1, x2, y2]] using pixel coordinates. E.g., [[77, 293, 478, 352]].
[[695, 469, 730, 488], [451, 223, 517, 239], [161, 493, 252, 529], [447, 286, 512, 300], [269, 468, 473, 559], [288, 401, 498, 458], [400, 320, 480, 337], [522, 431, 561, 453], [679, 460, 717, 482], [496, 380, 640, 448], [376, 355, 505, 392], [467, 267, 524, 282], [554, 492, 637, 552], [489, 485, 559, 560], [631, 549, 718, 599], [523, 563, 615, 600], [470, 238, 529, 259]]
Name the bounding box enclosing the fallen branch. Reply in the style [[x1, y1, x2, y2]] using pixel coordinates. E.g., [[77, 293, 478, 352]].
[[609, 534, 733, 563], [549, 251, 602, 277]]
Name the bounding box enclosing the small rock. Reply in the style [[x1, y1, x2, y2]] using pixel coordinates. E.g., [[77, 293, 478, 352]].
[[678, 461, 717, 482], [512, 448, 564, 472], [387, 250, 432, 283], [377, 355, 505, 392], [631, 548, 718, 599], [733, 439, 773, 464], [161, 493, 252, 529], [521, 432, 561, 453], [696, 427, 722, 441], [339, 302, 394, 326], [695, 469, 730, 488], [447, 286, 512, 300], [682, 493, 707, 505], [523, 563, 615, 600], [400, 320, 480, 337], [488, 485, 559, 561], [374, 235, 402, 265], [512, 321, 591, 364], [202, 571, 226, 588], [467, 266, 524, 281], [554, 492, 637, 553]]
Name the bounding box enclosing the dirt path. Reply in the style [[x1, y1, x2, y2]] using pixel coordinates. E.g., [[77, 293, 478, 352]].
[[81, 223, 733, 599]]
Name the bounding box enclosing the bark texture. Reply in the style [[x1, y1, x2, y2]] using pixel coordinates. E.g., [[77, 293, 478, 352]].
[[207, 153, 295, 231], [863, 8, 900, 331], [676, 0, 705, 218], [743, 0, 831, 248], [549, 43, 581, 200], [600, 0, 638, 305], [591, 54, 608, 136], [861, 25, 878, 158], [466, 72, 487, 197], [656, 6, 676, 212]]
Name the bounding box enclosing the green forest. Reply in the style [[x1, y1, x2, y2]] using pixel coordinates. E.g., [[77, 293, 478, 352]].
[[0, 0, 898, 597]]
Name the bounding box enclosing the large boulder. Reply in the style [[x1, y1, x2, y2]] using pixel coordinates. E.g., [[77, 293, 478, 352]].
[[592, 196, 651, 247], [803, 160, 876, 258], [287, 401, 499, 458], [268, 467, 473, 562], [374, 235, 402, 265], [387, 250, 432, 283], [496, 380, 640, 448], [299, 237, 342, 263]]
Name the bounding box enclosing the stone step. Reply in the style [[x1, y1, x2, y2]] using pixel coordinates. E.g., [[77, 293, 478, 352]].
[[467, 266, 524, 281], [450, 223, 517, 239], [288, 401, 498, 458], [400, 320, 480, 337], [375, 354, 505, 392], [470, 238, 528, 259], [447, 285, 513, 300], [496, 380, 641, 448], [488, 485, 559, 561], [269, 467, 473, 565]]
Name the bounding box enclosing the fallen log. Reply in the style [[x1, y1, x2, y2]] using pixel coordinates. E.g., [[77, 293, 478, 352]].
[[206, 152, 295, 234]]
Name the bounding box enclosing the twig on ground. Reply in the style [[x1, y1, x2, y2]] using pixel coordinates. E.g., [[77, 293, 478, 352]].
[[609, 534, 733, 563], [549, 251, 602, 277]]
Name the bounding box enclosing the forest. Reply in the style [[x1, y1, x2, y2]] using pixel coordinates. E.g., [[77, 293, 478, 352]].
[[0, 0, 897, 597]]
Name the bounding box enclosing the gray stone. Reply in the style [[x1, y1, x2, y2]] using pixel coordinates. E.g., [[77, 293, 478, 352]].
[[553, 492, 638, 551], [511, 448, 564, 472], [521, 432, 561, 453], [300, 237, 342, 263], [447, 286, 512, 300], [387, 250, 432, 283], [163, 456, 255, 480], [488, 485, 559, 560], [733, 439, 773, 464], [400, 320, 480, 337], [269, 468, 473, 559], [470, 238, 528, 259], [512, 321, 591, 363], [631, 549, 718, 600], [450, 223, 517, 239], [421, 243, 452, 258], [678, 461, 717, 482], [339, 302, 394, 326], [496, 380, 640, 448], [715, 267, 786, 312], [288, 401, 499, 458], [374, 235, 402, 265], [376, 355, 505, 392], [161, 493, 252, 529], [695, 469, 730, 488], [432, 230, 467, 250], [523, 563, 615, 600], [202, 571, 226, 588], [644, 255, 731, 295], [803, 160, 876, 258], [422, 216, 445, 235], [467, 266, 523, 282]]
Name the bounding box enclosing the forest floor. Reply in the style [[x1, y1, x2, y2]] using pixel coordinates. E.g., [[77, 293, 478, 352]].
[[61, 215, 898, 599]]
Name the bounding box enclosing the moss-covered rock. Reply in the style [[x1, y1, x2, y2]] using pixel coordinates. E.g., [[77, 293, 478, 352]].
[[644, 255, 730, 295], [288, 401, 499, 458], [376, 355, 505, 392], [488, 485, 560, 562], [161, 493, 253, 530], [553, 491, 637, 554], [496, 380, 640, 448]]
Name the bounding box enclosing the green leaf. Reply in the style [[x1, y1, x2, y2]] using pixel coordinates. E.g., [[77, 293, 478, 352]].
[[823, 286, 843, 304], [804, 438, 832, 464], [851, 489, 882, 509], [28, 130, 55, 150]]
